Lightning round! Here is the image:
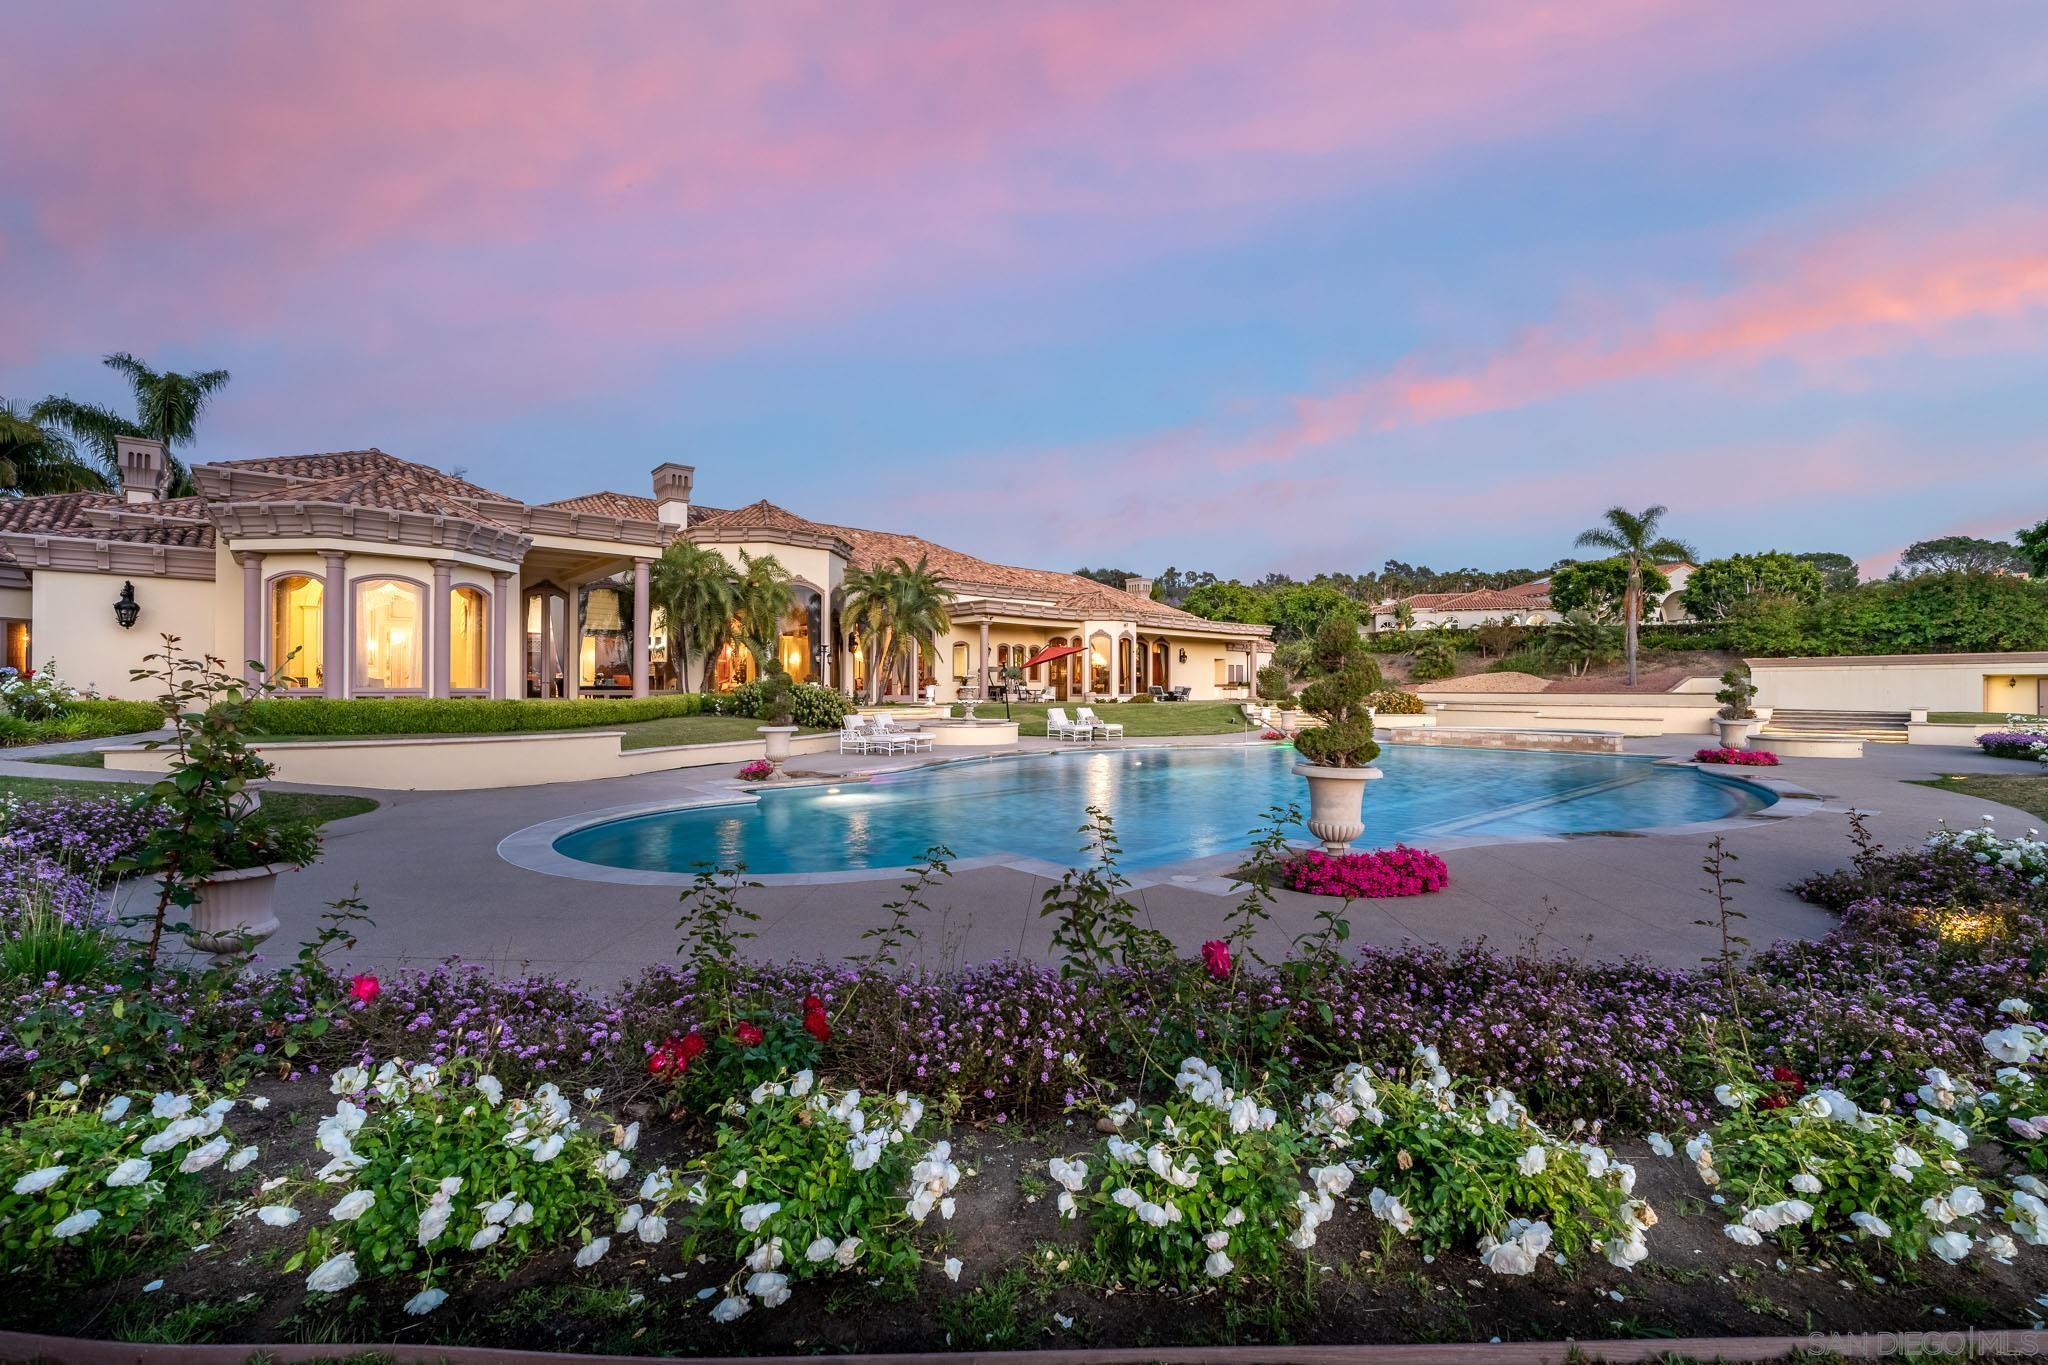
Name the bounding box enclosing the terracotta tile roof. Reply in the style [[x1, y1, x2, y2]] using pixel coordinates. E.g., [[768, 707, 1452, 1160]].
[[201, 449, 515, 503], [808, 518, 1263, 635], [0, 492, 216, 550], [692, 499, 839, 540], [539, 491, 660, 520], [1433, 589, 1551, 612], [0, 492, 123, 535], [231, 468, 519, 530]]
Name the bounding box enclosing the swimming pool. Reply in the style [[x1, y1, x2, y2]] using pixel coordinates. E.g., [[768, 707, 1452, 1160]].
[[549, 744, 1772, 878]]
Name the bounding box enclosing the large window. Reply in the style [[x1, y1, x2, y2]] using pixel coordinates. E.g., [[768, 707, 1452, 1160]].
[[270, 575, 324, 690], [450, 586, 488, 692], [353, 578, 424, 692]]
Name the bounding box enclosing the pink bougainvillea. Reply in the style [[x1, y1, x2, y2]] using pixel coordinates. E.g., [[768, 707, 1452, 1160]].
[[737, 759, 775, 780], [1694, 747, 1780, 766], [1279, 845, 1449, 899]]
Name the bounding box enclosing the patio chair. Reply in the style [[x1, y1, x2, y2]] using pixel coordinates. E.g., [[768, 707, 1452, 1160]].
[[1170, 686, 1192, 702], [839, 715, 872, 754], [1074, 706, 1124, 739], [1148, 685, 1168, 701], [1045, 707, 1094, 742], [871, 715, 933, 754]]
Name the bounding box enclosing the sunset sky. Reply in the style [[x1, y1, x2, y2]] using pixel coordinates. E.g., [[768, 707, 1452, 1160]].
[[5, 2, 2045, 580]]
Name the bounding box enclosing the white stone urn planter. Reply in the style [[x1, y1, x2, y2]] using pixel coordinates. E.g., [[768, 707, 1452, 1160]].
[[1714, 716, 1759, 750], [1293, 762, 1383, 854], [758, 724, 799, 776], [185, 863, 290, 955]]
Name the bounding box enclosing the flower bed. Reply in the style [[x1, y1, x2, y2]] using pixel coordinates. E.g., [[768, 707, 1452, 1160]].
[[1279, 845, 1449, 898], [1694, 747, 1780, 766], [736, 759, 774, 781], [1978, 730, 2048, 761]]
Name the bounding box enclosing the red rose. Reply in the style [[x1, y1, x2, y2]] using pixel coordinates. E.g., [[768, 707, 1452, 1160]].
[[1760, 1093, 1790, 1110], [803, 1008, 831, 1042], [677, 1031, 708, 1061], [646, 1048, 672, 1076], [735, 1022, 765, 1047], [1200, 940, 1233, 980], [803, 994, 824, 1013], [348, 973, 380, 1004]]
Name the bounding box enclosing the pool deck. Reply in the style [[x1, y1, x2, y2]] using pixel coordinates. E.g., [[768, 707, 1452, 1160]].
[[40, 733, 2040, 983]]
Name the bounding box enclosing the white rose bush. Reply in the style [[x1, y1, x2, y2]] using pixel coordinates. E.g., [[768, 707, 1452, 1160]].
[[289, 1060, 618, 1306], [0, 1084, 255, 1268], [1054, 1057, 1309, 1288], [1674, 1051, 2009, 1263], [1308, 1047, 1652, 1276], [1959, 999, 2048, 1178], [624, 1070, 966, 1323]]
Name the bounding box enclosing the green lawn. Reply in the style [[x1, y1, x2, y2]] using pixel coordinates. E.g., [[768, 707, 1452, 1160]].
[[1909, 774, 2048, 823], [151, 713, 801, 754], [27, 751, 107, 767], [960, 699, 1252, 739], [0, 775, 377, 825], [1928, 712, 2045, 725]]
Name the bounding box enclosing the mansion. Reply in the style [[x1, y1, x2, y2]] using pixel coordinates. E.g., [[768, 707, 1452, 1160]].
[[0, 440, 1271, 705]]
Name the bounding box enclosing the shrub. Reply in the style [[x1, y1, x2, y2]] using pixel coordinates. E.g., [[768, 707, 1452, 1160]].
[[1312, 1050, 1653, 1274], [1061, 1058, 1310, 1286], [736, 759, 774, 781], [705, 680, 848, 729], [1679, 1063, 2004, 1263], [1694, 748, 1779, 766], [1407, 634, 1458, 682], [1366, 688, 1424, 714], [249, 692, 708, 736], [1292, 619, 1381, 768], [0, 663, 78, 720], [1793, 816, 2048, 914], [292, 1062, 620, 1305], [1279, 847, 1448, 898], [1979, 729, 2048, 761], [633, 1073, 964, 1321], [1, 1085, 257, 1272], [1715, 666, 1757, 720]]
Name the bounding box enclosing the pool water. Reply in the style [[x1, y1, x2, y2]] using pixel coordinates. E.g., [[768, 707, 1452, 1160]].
[[552, 744, 1771, 877]]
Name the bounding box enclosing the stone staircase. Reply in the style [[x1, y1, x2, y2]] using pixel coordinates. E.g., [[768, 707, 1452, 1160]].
[[1758, 708, 1911, 744]]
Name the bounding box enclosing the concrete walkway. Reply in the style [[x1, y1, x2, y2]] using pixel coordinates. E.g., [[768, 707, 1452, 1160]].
[[72, 733, 2038, 985]]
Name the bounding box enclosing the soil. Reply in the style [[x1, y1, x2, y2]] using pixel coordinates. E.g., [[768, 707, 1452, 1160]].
[[11, 1077, 2048, 1355]]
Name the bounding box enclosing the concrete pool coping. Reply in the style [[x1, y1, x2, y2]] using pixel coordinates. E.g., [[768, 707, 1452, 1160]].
[[496, 740, 1821, 893]]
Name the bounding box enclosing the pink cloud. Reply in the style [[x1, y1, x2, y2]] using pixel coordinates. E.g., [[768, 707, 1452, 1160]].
[[1215, 214, 2048, 472], [2, 0, 1880, 378]]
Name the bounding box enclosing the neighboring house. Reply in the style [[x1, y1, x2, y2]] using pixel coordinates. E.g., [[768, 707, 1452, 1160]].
[[1369, 564, 1695, 631], [0, 440, 1268, 704]]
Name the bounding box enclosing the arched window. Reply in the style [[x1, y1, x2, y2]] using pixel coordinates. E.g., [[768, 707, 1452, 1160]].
[[353, 578, 425, 692], [269, 574, 324, 690], [450, 586, 488, 692]]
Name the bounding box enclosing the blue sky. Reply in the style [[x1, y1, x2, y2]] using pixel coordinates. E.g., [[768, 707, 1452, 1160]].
[[4, 1, 2045, 580]]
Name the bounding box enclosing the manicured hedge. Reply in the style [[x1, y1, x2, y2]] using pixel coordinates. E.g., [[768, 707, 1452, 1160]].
[[0, 699, 166, 748], [247, 693, 709, 736]]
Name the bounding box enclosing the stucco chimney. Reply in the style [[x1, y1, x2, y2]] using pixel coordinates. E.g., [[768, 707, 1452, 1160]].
[[116, 437, 166, 503], [651, 462, 694, 528], [1125, 576, 1155, 601]]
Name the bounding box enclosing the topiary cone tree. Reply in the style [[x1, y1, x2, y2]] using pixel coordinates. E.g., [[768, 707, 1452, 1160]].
[[1290, 618, 1384, 853]]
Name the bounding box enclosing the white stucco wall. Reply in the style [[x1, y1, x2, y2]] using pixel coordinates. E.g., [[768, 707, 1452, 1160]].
[[34, 570, 219, 698], [1749, 653, 2048, 714]]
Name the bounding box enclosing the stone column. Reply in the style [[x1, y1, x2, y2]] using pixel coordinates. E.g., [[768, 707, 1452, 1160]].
[[537, 590, 554, 699], [631, 558, 651, 698], [322, 550, 347, 698], [978, 619, 991, 698], [562, 584, 581, 700], [238, 552, 264, 685], [429, 560, 454, 698], [491, 571, 513, 699]]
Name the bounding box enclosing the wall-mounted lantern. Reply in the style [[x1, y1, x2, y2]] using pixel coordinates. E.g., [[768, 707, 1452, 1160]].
[[113, 581, 141, 629]]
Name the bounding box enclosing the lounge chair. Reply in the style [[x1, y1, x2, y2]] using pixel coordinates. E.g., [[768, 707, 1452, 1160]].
[[1046, 707, 1094, 742], [1074, 706, 1124, 739], [871, 715, 934, 754], [839, 716, 872, 754]]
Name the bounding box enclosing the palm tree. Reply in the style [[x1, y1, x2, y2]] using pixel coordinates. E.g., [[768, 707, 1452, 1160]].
[[836, 563, 895, 703], [733, 551, 797, 679], [1391, 601, 1414, 631], [0, 400, 111, 495], [36, 352, 231, 496], [882, 555, 955, 698], [1573, 505, 1697, 686], [648, 541, 740, 693]]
